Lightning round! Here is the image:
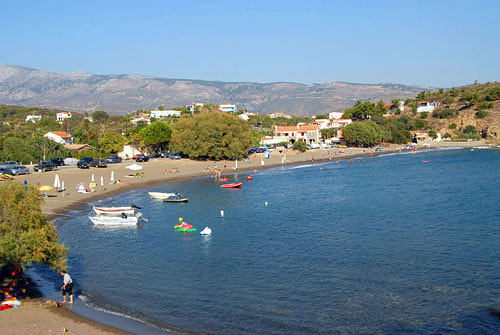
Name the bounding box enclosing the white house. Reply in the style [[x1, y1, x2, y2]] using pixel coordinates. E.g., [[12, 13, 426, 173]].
[[150, 110, 181, 119], [219, 103, 237, 113], [313, 119, 331, 130], [417, 101, 439, 113], [274, 124, 320, 145], [185, 102, 204, 112], [328, 111, 344, 119], [238, 112, 256, 121], [25, 115, 42, 123], [56, 112, 72, 121], [130, 115, 151, 125], [329, 119, 352, 128], [44, 131, 73, 145]]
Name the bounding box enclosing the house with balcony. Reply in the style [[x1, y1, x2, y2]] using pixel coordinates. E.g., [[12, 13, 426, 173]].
[[219, 103, 237, 113], [56, 112, 72, 122], [44, 131, 73, 145], [274, 124, 320, 145], [417, 101, 439, 113], [328, 111, 344, 120]]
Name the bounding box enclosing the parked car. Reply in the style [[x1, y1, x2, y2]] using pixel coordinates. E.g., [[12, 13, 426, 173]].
[[149, 152, 162, 158], [90, 159, 107, 168], [77, 159, 90, 169], [136, 155, 150, 162], [34, 161, 56, 172], [132, 154, 144, 159], [160, 151, 169, 158], [49, 158, 65, 166], [106, 155, 122, 164], [0, 167, 14, 175], [9, 165, 30, 175], [168, 153, 181, 160], [1, 161, 19, 167], [248, 147, 259, 154]]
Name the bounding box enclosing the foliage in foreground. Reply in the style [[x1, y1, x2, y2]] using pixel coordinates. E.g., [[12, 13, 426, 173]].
[[0, 182, 67, 270], [343, 121, 384, 147], [170, 112, 253, 160]]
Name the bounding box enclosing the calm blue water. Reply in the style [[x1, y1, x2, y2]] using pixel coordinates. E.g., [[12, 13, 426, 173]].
[[40, 148, 500, 334]]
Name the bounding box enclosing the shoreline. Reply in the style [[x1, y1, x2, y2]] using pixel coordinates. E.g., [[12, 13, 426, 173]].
[[1, 140, 493, 335]]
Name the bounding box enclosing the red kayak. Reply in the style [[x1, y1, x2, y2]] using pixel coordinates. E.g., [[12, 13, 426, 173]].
[[221, 182, 243, 188]]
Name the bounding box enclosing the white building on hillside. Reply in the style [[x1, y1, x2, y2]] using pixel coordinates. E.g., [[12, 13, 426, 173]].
[[26, 115, 42, 123], [269, 112, 292, 119], [150, 110, 181, 119], [329, 111, 344, 119], [44, 131, 73, 145], [56, 112, 72, 121], [219, 103, 237, 113], [417, 101, 439, 113]]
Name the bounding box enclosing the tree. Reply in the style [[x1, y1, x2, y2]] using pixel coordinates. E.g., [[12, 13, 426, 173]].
[[170, 112, 253, 160], [0, 182, 67, 270], [476, 110, 488, 119], [292, 141, 307, 152], [98, 130, 125, 155], [428, 129, 438, 139], [343, 121, 383, 147], [315, 114, 328, 119], [91, 110, 109, 123], [139, 121, 172, 152]]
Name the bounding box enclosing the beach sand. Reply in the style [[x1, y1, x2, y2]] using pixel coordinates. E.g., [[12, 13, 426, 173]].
[[0, 141, 490, 334]]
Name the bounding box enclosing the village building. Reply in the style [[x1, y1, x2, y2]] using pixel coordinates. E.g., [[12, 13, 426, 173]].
[[150, 110, 181, 119], [56, 111, 72, 122], [185, 102, 204, 112], [44, 131, 73, 145], [274, 124, 320, 145], [63, 143, 94, 154], [25, 115, 42, 122], [328, 111, 344, 120], [238, 112, 256, 121], [410, 130, 441, 143], [219, 103, 237, 113], [130, 115, 151, 125], [417, 101, 439, 113]]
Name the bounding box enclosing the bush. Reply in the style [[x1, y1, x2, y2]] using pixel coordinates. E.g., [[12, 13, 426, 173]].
[[428, 129, 438, 139], [292, 141, 307, 152], [476, 110, 488, 119], [433, 108, 457, 119], [420, 111, 429, 119], [449, 123, 457, 129]]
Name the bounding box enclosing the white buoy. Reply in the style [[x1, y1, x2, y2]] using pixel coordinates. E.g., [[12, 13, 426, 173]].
[[220, 209, 224, 217], [200, 227, 212, 235], [265, 201, 268, 206]]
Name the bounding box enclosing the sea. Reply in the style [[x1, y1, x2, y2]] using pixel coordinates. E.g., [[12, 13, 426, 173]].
[[30, 147, 500, 334]]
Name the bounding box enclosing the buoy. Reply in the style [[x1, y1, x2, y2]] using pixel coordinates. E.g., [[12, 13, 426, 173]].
[[220, 210, 224, 217], [178, 217, 183, 222], [247, 176, 252, 181], [200, 227, 212, 235], [265, 201, 268, 206]]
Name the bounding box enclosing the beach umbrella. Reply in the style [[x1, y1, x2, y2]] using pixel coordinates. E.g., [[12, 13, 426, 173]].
[[111, 171, 115, 183], [53, 174, 61, 189], [234, 159, 238, 170], [100, 176, 104, 186], [91, 174, 95, 182], [126, 164, 142, 171], [61, 181, 65, 196], [38, 185, 53, 197]]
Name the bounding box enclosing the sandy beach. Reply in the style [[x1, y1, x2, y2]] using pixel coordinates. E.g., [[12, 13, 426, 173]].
[[0, 141, 491, 335]]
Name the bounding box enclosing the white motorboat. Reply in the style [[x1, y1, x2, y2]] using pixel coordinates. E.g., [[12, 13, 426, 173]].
[[148, 192, 180, 200], [89, 215, 139, 226], [93, 205, 136, 216]]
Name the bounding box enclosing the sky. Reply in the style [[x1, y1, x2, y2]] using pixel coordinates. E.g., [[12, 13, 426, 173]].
[[1, 0, 499, 87]]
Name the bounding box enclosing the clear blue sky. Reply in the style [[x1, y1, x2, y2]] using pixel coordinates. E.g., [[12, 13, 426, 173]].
[[1, 0, 499, 87]]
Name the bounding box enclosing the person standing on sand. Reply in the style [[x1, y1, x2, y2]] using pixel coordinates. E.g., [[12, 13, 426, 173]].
[[60, 270, 74, 306]]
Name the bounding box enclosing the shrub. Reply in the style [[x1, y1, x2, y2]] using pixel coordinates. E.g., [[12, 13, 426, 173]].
[[292, 141, 307, 152], [449, 123, 457, 129], [477, 101, 494, 109], [433, 108, 456, 119], [476, 110, 488, 119], [420, 111, 429, 119]]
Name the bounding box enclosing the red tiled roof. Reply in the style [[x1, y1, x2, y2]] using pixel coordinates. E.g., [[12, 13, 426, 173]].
[[384, 104, 394, 107], [276, 125, 318, 132], [50, 131, 72, 138]]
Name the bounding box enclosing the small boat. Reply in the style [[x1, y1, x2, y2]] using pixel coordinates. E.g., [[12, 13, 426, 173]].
[[89, 215, 139, 226], [163, 196, 189, 202], [221, 182, 243, 188], [93, 205, 135, 216], [219, 177, 228, 182], [174, 222, 197, 232], [246, 176, 253, 181], [148, 192, 180, 199]]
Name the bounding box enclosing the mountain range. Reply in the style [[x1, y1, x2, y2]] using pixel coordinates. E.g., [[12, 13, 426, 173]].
[[0, 65, 431, 117]]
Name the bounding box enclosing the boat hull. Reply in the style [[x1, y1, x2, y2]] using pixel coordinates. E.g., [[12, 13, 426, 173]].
[[93, 206, 135, 216], [163, 197, 189, 202], [89, 216, 138, 225], [148, 192, 179, 199], [221, 182, 243, 188]]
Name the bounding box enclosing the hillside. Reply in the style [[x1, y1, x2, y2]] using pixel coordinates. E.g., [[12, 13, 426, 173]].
[[399, 83, 500, 143], [0, 65, 429, 117]]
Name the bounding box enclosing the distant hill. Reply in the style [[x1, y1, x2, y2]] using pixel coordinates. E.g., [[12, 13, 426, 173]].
[[0, 65, 431, 117]]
